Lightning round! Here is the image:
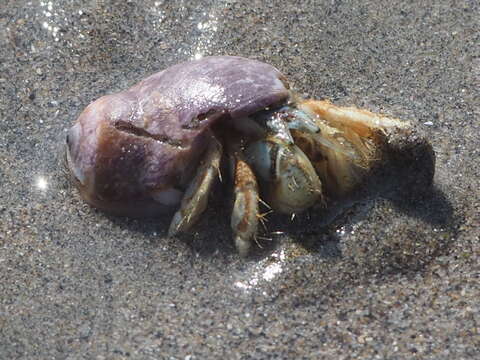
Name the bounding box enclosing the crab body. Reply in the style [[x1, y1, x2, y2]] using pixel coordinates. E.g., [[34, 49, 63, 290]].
[[66, 56, 434, 256]]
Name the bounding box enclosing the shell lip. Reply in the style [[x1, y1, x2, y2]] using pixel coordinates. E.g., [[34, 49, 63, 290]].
[[65, 143, 86, 186], [229, 92, 291, 120]]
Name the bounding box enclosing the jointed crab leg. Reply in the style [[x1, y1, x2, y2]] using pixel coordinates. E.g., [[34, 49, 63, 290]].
[[231, 156, 260, 257], [295, 100, 409, 196], [299, 100, 409, 136], [168, 138, 223, 237]]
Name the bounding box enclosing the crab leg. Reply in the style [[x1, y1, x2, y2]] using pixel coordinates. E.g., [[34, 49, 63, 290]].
[[231, 156, 260, 257], [299, 99, 409, 136], [168, 138, 222, 237], [295, 100, 410, 197]]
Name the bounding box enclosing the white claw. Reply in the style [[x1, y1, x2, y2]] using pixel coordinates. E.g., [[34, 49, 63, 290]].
[[245, 138, 323, 214]]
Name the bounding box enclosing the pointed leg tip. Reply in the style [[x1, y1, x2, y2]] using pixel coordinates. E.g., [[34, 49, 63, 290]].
[[235, 236, 252, 258], [167, 228, 176, 239], [167, 228, 176, 238], [167, 211, 183, 238]]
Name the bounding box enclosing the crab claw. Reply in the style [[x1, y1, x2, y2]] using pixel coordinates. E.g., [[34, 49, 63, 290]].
[[245, 137, 323, 214]]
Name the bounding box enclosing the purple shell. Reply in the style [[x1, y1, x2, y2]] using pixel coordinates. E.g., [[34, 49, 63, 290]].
[[67, 56, 290, 215]]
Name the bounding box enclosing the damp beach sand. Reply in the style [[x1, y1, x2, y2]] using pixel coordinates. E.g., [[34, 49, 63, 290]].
[[1, 1, 478, 358]]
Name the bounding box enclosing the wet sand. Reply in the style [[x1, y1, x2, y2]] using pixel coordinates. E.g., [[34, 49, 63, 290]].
[[1, 1, 478, 358]]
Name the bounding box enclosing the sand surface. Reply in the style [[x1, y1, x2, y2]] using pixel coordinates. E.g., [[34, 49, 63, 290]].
[[1, 1, 478, 358]]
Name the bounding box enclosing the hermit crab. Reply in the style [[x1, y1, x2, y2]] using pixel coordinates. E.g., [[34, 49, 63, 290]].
[[66, 56, 434, 256]]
